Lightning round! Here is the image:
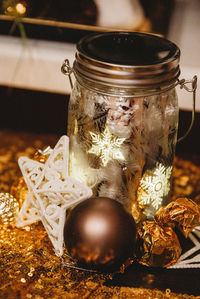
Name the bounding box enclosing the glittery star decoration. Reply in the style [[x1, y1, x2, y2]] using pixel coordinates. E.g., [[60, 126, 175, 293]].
[[16, 136, 92, 256], [88, 126, 125, 167], [138, 163, 172, 210]]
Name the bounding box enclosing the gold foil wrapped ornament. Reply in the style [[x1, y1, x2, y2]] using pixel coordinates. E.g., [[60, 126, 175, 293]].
[[136, 198, 200, 267], [154, 197, 200, 237], [0, 192, 19, 225], [136, 221, 182, 267]]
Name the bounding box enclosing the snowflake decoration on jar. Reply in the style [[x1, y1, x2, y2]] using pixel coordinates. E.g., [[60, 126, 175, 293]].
[[88, 126, 125, 167], [138, 163, 173, 210]]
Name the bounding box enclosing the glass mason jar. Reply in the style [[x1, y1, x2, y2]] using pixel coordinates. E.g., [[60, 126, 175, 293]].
[[62, 32, 197, 223]]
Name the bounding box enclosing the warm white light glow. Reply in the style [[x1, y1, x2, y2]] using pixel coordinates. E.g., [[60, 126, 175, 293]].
[[16, 3, 26, 15], [69, 152, 98, 188], [88, 126, 125, 166], [7, 6, 15, 13]]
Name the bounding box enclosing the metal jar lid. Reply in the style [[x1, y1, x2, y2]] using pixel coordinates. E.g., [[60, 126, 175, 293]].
[[73, 32, 180, 93]]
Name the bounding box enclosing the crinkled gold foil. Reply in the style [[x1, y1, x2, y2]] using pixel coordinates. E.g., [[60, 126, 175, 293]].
[[136, 221, 182, 267], [154, 198, 200, 237]]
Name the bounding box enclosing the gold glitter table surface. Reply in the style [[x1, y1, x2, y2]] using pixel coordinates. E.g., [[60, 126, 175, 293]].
[[0, 129, 200, 299]]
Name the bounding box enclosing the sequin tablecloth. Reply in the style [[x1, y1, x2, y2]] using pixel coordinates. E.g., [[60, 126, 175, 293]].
[[0, 129, 200, 299]]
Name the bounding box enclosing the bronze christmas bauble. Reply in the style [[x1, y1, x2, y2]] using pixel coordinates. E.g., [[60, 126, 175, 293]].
[[64, 197, 136, 272]]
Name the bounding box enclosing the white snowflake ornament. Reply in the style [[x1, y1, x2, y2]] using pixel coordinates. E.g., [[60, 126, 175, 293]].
[[88, 126, 125, 167], [16, 136, 92, 256], [138, 163, 172, 210]]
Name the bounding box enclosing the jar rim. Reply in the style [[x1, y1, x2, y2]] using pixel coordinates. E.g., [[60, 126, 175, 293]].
[[73, 32, 180, 91]]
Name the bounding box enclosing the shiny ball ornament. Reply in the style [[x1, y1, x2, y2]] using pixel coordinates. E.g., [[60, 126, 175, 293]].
[[0, 193, 19, 225], [64, 197, 137, 272]]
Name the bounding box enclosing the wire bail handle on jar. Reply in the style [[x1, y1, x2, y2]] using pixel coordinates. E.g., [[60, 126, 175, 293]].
[[61, 59, 197, 143], [61, 59, 74, 90], [176, 75, 197, 142]]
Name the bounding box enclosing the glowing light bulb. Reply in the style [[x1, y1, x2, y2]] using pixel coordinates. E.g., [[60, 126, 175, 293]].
[[16, 3, 26, 15]]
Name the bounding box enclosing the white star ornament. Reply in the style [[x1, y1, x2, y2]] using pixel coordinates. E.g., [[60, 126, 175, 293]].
[[16, 135, 92, 256]]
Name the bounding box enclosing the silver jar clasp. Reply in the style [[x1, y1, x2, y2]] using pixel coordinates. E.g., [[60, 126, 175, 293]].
[[61, 59, 74, 90]]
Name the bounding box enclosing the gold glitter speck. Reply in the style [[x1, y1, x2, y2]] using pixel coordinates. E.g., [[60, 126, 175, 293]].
[[21, 278, 26, 283]]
